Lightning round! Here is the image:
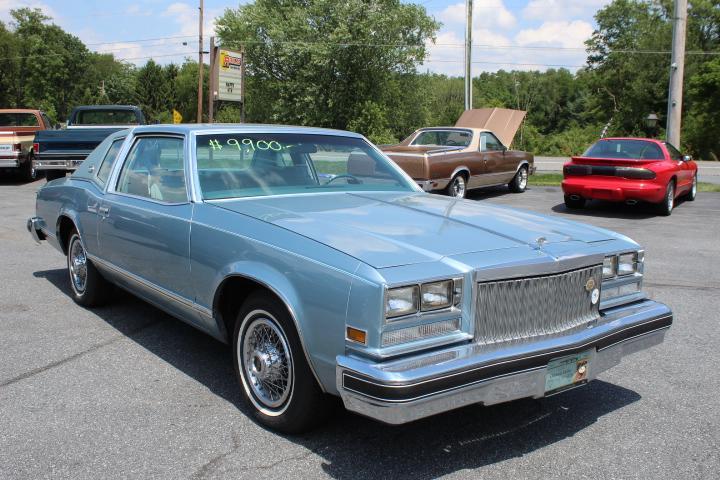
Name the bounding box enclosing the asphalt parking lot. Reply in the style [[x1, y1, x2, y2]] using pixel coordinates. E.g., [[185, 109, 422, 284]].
[[1, 178, 718, 480]]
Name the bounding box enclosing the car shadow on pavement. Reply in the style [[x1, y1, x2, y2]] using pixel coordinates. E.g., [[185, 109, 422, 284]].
[[301, 381, 639, 479], [34, 266, 642, 479]]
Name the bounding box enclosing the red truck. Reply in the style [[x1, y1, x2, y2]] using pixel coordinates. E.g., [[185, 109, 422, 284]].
[[0, 109, 53, 181]]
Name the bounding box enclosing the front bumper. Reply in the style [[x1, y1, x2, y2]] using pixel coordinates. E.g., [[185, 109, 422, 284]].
[[336, 299, 671, 425]]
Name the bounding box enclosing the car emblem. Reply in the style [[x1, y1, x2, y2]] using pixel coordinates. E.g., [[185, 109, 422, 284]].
[[585, 278, 596, 292]]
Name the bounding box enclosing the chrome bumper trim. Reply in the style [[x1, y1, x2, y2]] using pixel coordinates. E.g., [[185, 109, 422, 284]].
[[336, 299, 671, 424], [33, 159, 84, 170], [0, 159, 19, 168], [26, 217, 46, 244]]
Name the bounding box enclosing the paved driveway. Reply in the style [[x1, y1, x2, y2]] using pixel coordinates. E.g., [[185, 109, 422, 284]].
[[1, 178, 718, 479]]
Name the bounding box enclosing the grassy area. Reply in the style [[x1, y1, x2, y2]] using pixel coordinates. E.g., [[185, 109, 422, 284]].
[[529, 172, 720, 192], [529, 173, 564, 186]]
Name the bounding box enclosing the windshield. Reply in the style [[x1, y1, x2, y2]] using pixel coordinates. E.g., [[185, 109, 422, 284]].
[[0, 113, 39, 127], [411, 129, 472, 147], [196, 133, 416, 199], [73, 110, 139, 126], [583, 139, 664, 160]]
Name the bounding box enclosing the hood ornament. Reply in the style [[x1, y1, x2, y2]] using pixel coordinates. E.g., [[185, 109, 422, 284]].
[[533, 236, 547, 250]]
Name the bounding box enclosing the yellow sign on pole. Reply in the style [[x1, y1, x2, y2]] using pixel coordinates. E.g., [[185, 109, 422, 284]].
[[172, 109, 183, 124]]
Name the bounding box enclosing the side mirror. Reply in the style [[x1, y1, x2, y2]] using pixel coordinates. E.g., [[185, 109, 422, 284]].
[[54, 123, 61, 130], [683, 154, 692, 162]]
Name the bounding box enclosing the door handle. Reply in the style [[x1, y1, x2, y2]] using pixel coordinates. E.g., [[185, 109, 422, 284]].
[[98, 206, 110, 216]]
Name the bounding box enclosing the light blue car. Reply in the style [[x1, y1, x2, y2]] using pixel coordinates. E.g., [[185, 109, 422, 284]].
[[28, 125, 672, 433]]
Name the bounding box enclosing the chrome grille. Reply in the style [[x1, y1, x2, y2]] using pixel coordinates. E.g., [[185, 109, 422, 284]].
[[475, 265, 602, 345]]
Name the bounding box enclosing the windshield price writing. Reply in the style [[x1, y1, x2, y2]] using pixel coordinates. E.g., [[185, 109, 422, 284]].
[[208, 138, 283, 152]]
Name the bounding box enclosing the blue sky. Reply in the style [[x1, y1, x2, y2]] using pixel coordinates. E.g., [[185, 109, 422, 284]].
[[0, 0, 611, 74]]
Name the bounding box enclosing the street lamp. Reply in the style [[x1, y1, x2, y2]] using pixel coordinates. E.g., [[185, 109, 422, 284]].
[[645, 113, 659, 138]]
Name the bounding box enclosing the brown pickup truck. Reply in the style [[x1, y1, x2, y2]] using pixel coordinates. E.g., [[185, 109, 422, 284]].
[[381, 108, 535, 198], [0, 109, 53, 181]]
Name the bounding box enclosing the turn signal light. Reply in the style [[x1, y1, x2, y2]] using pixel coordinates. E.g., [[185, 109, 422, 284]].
[[346, 326, 367, 345]]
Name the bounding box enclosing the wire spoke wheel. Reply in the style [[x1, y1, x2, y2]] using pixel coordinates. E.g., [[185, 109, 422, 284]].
[[69, 236, 88, 294], [240, 316, 293, 411]]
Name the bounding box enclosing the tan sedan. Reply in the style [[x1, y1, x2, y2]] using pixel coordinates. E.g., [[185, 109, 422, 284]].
[[381, 108, 535, 198]]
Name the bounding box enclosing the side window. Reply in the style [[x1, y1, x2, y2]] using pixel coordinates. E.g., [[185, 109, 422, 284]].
[[96, 138, 125, 185], [665, 143, 682, 161], [481, 133, 504, 152], [41, 113, 53, 129], [116, 136, 187, 203]]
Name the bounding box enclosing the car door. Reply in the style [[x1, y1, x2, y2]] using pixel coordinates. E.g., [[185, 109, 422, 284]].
[[82, 135, 127, 254], [98, 134, 194, 306], [478, 132, 513, 185]]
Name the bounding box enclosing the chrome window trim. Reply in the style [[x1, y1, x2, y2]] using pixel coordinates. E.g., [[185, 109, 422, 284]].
[[189, 130, 421, 202], [108, 133, 190, 205], [409, 128, 474, 147], [94, 136, 127, 187]]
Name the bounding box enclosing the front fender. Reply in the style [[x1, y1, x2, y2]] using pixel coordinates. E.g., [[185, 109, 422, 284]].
[[210, 258, 356, 394]]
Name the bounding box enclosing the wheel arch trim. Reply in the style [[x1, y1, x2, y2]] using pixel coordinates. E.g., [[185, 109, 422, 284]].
[[212, 268, 327, 393]]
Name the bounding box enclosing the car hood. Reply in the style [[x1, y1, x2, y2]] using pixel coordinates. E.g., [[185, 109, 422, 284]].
[[210, 192, 615, 268]]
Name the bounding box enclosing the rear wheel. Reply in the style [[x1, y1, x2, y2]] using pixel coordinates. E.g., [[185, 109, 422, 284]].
[[685, 174, 697, 201], [66, 230, 112, 306], [233, 291, 330, 433], [508, 166, 528, 193], [46, 170, 66, 182], [657, 180, 675, 216], [445, 173, 467, 199], [21, 153, 37, 182], [564, 195, 586, 209]]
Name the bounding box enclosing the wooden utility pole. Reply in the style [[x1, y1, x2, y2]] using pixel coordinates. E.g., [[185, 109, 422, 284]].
[[208, 36, 215, 123], [666, 0, 687, 147], [197, 0, 204, 123], [464, 0, 473, 111]]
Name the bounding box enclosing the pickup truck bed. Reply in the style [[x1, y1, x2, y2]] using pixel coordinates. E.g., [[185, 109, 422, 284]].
[[33, 105, 145, 181]]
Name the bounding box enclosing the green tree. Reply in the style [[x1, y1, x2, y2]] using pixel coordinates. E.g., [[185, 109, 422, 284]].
[[215, 0, 439, 137]]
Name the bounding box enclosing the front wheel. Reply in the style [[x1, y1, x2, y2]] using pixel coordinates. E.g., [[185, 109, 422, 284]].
[[233, 291, 330, 433], [657, 180, 675, 216], [445, 173, 467, 198], [508, 166, 528, 193], [66, 230, 112, 306]]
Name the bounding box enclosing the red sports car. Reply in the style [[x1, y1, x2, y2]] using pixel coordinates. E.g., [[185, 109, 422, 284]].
[[562, 138, 697, 215]]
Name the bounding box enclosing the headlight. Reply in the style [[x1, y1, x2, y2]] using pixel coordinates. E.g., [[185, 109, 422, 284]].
[[421, 280, 452, 311], [385, 285, 419, 319], [603, 256, 617, 279], [601, 251, 644, 307], [617, 253, 639, 276]]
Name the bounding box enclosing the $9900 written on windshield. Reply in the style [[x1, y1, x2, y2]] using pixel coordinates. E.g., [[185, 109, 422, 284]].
[[195, 133, 416, 199]]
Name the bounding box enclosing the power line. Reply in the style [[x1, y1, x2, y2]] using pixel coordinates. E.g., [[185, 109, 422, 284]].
[[425, 58, 587, 68]]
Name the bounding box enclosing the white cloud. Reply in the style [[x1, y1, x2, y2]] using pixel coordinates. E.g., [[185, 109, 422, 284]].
[[522, 0, 610, 22], [437, 1, 516, 31], [0, 0, 57, 25], [163, 2, 218, 38], [515, 20, 594, 48]]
